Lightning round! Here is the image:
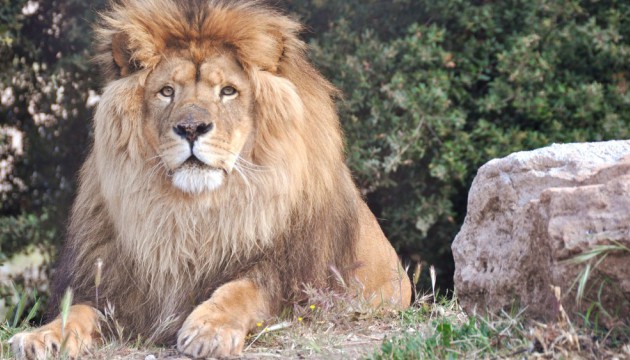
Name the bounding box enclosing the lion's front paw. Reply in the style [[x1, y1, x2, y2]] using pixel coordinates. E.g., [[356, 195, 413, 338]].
[[9, 327, 91, 360], [10, 329, 60, 360], [9, 305, 98, 360], [177, 305, 248, 358]]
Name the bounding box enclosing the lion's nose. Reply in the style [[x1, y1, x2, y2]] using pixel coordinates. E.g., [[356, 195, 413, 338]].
[[173, 121, 213, 144]]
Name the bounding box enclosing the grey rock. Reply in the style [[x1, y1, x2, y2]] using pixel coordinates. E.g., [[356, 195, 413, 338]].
[[453, 140, 630, 322]]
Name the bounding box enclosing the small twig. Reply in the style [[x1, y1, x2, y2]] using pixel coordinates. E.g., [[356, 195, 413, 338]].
[[245, 321, 292, 351], [243, 352, 283, 358], [506, 347, 528, 357]]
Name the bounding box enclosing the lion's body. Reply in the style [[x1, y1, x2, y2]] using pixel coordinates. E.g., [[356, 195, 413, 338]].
[[10, 1, 411, 358]]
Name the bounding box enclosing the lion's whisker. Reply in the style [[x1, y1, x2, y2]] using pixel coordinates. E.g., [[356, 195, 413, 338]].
[[235, 162, 266, 174], [146, 160, 167, 183], [234, 156, 269, 172], [145, 154, 163, 163], [233, 165, 254, 199]]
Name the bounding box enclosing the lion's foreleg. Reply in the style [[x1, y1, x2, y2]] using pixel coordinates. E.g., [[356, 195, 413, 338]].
[[9, 304, 100, 360], [354, 201, 412, 308], [176, 278, 270, 358]]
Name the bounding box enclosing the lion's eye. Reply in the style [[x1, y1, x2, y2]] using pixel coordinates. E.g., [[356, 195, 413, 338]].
[[159, 86, 175, 97], [220, 86, 237, 97]]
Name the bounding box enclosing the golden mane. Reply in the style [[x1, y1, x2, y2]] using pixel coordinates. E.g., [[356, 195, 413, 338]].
[[49, 0, 361, 342]]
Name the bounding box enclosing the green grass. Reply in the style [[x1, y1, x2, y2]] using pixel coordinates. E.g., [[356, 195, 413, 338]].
[[565, 240, 630, 306], [370, 297, 531, 360], [1, 289, 41, 359], [371, 296, 630, 360], [366, 243, 630, 360]]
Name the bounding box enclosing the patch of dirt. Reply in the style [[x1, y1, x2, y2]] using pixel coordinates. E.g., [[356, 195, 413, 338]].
[[89, 313, 410, 359]]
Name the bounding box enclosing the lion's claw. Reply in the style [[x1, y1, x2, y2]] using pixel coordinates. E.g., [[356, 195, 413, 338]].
[[9, 329, 66, 360], [177, 316, 247, 358], [9, 305, 97, 360]]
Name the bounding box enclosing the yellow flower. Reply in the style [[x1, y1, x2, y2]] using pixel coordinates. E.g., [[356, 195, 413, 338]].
[[298, 317, 303, 322], [309, 304, 316, 310], [257, 322, 263, 327]]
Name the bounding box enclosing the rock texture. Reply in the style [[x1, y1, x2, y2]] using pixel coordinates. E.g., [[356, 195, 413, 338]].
[[452, 140, 630, 322]]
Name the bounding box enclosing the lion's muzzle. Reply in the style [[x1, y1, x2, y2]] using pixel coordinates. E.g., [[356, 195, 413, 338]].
[[165, 105, 231, 194], [173, 121, 213, 144]]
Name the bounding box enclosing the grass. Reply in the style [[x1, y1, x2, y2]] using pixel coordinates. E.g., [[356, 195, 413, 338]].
[[565, 240, 630, 307], [1, 288, 41, 359], [367, 248, 630, 360], [371, 293, 630, 359], [2, 283, 629, 359]]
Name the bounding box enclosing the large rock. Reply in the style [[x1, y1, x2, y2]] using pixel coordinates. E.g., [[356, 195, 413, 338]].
[[453, 140, 630, 322]]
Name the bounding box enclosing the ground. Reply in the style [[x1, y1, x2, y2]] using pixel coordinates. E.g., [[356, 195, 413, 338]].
[[3, 288, 629, 360]]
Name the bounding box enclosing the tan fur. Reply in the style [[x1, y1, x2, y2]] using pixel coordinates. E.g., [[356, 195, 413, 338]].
[[177, 279, 269, 357], [11, 1, 411, 358]]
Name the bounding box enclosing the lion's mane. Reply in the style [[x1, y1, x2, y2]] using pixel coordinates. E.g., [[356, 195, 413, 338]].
[[50, 0, 361, 343]]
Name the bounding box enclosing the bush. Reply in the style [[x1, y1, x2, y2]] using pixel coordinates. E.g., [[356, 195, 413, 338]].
[[0, 0, 103, 259], [0, 0, 103, 317], [287, 0, 630, 287]]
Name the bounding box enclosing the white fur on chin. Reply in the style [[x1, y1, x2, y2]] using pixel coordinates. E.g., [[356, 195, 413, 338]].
[[172, 167, 225, 194]]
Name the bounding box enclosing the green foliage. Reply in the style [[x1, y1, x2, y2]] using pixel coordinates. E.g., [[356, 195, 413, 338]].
[[286, 0, 630, 287], [0, 213, 56, 264], [0, 0, 104, 316], [0, 0, 105, 259]]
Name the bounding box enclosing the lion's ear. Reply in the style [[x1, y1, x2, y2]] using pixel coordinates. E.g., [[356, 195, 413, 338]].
[[264, 30, 284, 74], [230, 15, 300, 75], [111, 32, 139, 78]]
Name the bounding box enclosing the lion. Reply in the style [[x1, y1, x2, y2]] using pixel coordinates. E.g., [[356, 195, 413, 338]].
[[9, 0, 412, 358]]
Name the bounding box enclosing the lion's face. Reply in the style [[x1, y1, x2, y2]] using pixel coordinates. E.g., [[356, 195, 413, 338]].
[[144, 49, 254, 194]]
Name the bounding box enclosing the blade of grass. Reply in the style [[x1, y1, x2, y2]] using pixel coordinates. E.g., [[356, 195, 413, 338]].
[[11, 292, 27, 328], [22, 299, 40, 326]]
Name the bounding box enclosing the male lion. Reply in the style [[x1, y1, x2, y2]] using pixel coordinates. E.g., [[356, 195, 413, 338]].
[[10, 0, 411, 358]]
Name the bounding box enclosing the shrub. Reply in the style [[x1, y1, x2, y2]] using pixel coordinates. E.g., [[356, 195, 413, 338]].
[[287, 0, 630, 287]]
